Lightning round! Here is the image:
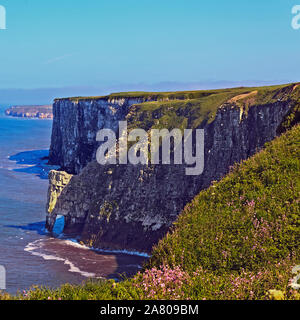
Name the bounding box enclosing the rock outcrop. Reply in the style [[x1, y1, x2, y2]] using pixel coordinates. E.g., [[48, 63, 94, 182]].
[[46, 85, 299, 253], [46, 170, 73, 231]]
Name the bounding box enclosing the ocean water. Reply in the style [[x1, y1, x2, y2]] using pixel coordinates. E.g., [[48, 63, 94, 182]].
[[0, 106, 146, 295]]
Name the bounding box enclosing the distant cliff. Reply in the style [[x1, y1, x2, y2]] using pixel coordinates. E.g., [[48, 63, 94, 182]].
[[5, 105, 53, 119], [46, 84, 300, 253]]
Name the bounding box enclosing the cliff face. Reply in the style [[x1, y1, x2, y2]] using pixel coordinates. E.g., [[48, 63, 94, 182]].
[[49, 97, 156, 174], [45, 86, 297, 253]]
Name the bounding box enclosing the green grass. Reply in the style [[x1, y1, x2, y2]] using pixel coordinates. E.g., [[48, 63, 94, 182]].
[[149, 125, 300, 274], [126, 90, 242, 132], [55, 83, 300, 140], [54, 83, 295, 103], [1, 123, 299, 300]]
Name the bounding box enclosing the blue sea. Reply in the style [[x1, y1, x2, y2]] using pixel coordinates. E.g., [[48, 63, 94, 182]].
[[0, 105, 146, 295]]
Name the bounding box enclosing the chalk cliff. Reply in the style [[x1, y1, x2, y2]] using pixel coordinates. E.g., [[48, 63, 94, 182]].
[[49, 96, 159, 174], [46, 84, 300, 253]]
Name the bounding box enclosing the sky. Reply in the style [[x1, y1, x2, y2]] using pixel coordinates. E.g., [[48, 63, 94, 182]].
[[0, 0, 300, 102]]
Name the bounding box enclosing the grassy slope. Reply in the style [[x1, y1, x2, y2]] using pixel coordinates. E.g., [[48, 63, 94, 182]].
[[2, 123, 299, 300], [149, 125, 300, 273]]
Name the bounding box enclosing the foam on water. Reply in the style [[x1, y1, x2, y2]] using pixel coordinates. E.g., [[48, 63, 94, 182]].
[[24, 239, 97, 278], [64, 238, 151, 258]]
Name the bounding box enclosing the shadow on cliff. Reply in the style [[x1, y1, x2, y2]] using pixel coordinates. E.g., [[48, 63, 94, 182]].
[[9, 149, 59, 179]]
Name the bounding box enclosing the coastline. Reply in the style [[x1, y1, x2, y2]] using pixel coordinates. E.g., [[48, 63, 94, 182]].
[[5, 105, 53, 120]]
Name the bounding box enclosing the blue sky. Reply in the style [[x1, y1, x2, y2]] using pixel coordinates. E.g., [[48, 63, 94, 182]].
[[0, 0, 300, 91]]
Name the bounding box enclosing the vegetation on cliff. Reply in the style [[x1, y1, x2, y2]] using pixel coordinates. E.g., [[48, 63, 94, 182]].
[[56, 83, 300, 132], [149, 125, 300, 274], [1, 122, 299, 300], [56, 83, 291, 102], [124, 83, 300, 133], [54, 84, 300, 156]]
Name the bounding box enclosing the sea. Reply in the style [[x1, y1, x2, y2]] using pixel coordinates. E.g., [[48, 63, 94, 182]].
[[0, 105, 147, 295]]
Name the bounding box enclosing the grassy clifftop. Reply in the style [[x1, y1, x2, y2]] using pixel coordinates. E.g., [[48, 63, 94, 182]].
[[2, 122, 299, 300], [55, 83, 296, 103], [124, 83, 300, 133], [55, 83, 300, 134]]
